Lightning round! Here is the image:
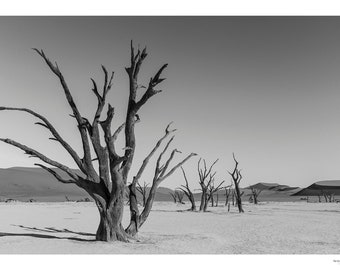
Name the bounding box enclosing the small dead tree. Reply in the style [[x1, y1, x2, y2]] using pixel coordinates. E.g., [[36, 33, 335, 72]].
[[0, 44, 178, 242], [125, 124, 196, 236], [178, 167, 196, 211], [317, 194, 321, 203], [228, 153, 244, 213], [224, 184, 232, 206], [175, 190, 185, 204], [207, 180, 224, 208], [170, 192, 177, 203], [198, 158, 219, 212], [136, 182, 149, 207], [250, 187, 262, 204]]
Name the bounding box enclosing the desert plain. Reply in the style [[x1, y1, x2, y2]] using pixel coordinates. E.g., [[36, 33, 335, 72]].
[[0, 200, 339, 254]]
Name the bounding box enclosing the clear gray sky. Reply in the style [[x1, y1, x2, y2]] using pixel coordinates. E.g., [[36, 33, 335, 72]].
[[0, 16, 340, 189]]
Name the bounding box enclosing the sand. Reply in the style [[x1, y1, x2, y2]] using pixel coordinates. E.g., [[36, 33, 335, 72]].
[[0, 201, 339, 254]]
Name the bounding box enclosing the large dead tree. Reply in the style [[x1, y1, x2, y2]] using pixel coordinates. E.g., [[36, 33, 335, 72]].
[[198, 158, 218, 212], [178, 166, 196, 211], [125, 125, 196, 236], [228, 154, 244, 213], [0, 44, 184, 242]]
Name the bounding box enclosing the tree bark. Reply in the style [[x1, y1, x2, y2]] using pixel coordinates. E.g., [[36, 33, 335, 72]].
[[96, 198, 128, 242], [125, 183, 158, 236], [234, 184, 244, 213], [199, 189, 207, 211]]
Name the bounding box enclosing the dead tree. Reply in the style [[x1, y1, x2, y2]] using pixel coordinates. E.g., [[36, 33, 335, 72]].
[[250, 187, 262, 204], [136, 182, 149, 207], [175, 190, 185, 204], [178, 167, 196, 211], [323, 192, 328, 202], [0, 44, 181, 242], [170, 192, 177, 203], [125, 125, 196, 236], [228, 154, 244, 213], [198, 158, 219, 212], [207, 180, 224, 208], [224, 184, 232, 206]]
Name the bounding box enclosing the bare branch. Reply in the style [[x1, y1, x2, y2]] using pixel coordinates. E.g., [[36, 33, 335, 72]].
[[35, 163, 76, 184], [0, 107, 84, 171], [133, 124, 176, 185], [33, 49, 96, 178], [0, 138, 79, 180]]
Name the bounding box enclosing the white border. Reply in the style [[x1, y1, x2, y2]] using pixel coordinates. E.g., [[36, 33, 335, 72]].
[[0, 0, 340, 16]]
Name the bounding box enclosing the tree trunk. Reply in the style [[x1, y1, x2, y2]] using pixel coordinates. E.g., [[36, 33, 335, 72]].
[[188, 194, 196, 211], [199, 189, 207, 211], [253, 195, 258, 204], [210, 195, 214, 207], [95, 186, 128, 242], [203, 199, 209, 211], [190, 197, 196, 211], [125, 183, 140, 236], [216, 193, 219, 207], [234, 185, 244, 213], [126, 183, 159, 236]]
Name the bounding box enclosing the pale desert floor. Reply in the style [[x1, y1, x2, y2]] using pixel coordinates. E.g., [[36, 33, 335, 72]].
[[0, 201, 339, 254]]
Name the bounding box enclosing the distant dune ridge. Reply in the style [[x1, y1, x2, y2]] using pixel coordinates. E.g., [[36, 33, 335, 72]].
[[0, 167, 307, 202], [0, 167, 175, 202], [291, 180, 340, 196]]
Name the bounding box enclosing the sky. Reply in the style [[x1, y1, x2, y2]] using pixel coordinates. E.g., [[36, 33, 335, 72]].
[[0, 16, 340, 189]]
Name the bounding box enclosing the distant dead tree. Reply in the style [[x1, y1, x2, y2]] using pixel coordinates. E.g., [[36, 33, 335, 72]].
[[207, 180, 224, 207], [224, 184, 232, 206], [317, 194, 322, 203], [250, 187, 262, 204], [170, 192, 177, 203], [178, 167, 196, 211], [125, 124, 196, 236], [325, 193, 335, 203], [0, 44, 196, 242], [228, 154, 244, 213], [175, 190, 185, 204], [136, 182, 149, 207], [198, 158, 219, 212]]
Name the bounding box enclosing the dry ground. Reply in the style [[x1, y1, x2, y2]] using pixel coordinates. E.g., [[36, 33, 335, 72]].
[[0, 201, 339, 254]]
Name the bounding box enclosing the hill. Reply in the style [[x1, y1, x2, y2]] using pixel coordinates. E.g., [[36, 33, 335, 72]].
[[291, 180, 340, 196], [0, 167, 305, 202], [0, 167, 175, 202]]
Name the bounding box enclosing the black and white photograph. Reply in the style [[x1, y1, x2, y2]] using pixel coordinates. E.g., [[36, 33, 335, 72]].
[[0, 1, 340, 267]]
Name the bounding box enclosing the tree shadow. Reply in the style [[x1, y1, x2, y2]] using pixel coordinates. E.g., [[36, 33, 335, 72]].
[[14, 225, 95, 236], [0, 225, 96, 242]]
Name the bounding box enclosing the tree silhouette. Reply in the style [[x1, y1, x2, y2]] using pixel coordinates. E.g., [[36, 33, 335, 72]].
[[0, 43, 192, 242], [228, 154, 244, 213]]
